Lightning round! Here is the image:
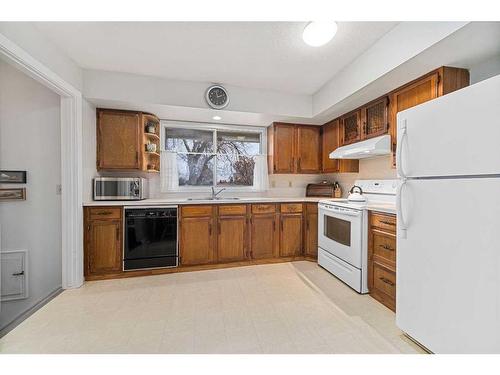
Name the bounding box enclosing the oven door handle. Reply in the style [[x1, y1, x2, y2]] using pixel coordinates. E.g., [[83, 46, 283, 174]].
[[320, 208, 362, 218]]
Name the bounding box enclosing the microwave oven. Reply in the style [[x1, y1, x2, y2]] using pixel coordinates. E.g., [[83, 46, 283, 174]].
[[93, 177, 148, 201]]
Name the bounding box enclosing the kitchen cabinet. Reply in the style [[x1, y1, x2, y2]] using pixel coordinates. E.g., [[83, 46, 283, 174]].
[[84, 207, 123, 277], [179, 205, 215, 266], [368, 211, 397, 311], [279, 204, 303, 257], [321, 119, 359, 173], [249, 204, 278, 259], [96, 108, 160, 172], [217, 205, 248, 262], [340, 110, 362, 145], [304, 203, 318, 258], [389, 67, 469, 167], [361, 96, 389, 140], [268, 123, 321, 174]]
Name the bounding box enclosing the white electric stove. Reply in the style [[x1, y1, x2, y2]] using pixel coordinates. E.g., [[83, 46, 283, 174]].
[[317, 179, 397, 293]]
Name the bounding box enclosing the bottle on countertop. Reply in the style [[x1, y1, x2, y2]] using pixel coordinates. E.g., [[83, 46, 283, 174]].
[[334, 182, 342, 198]]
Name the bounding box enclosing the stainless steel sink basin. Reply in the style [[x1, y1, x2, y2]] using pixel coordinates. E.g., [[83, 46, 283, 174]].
[[186, 197, 240, 201]]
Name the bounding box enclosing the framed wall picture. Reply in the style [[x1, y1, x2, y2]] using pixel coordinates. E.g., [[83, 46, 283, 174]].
[[0, 170, 27, 184], [0, 188, 26, 201]]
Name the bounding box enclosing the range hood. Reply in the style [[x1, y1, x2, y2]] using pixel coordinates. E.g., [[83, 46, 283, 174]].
[[329, 134, 391, 159]]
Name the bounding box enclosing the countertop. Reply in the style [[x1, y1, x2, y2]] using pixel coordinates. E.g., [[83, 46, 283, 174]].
[[83, 196, 396, 214]]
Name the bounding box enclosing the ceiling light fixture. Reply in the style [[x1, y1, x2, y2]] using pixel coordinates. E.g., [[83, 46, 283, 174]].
[[302, 21, 338, 47], [212, 115, 222, 121]]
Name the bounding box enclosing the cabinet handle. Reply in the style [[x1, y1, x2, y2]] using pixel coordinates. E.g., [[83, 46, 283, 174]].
[[96, 211, 113, 215], [280, 218, 283, 231], [380, 220, 395, 226], [116, 227, 120, 241], [136, 151, 139, 162], [379, 244, 394, 251], [306, 219, 309, 230], [12, 271, 24, 276], [379, 277, 395, 287], [290, 158, 294, 172], [273, 220, 276, 232], [218, 222, 221, 235], [209, 223, 212, 236], [297, 158, 301, 171]]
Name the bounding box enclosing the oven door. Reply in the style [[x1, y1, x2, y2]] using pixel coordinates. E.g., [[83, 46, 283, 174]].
[[318, 205, 363, 268]]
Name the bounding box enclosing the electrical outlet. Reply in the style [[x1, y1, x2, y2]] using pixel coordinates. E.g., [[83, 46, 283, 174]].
[[56, 184, 62, 195], [271, 180, 276, 188], [288, 181, 292, 187]]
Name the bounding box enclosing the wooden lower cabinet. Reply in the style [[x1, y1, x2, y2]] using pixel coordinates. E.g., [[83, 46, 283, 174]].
[[217, 215, 248, 262], [280, 214, 303, 257], [250, 213, 278, 259], [304, 203, 318, 258], [368, 211, 397, 311], [84, 207, 123, 277], [179, 206, 216, 266]]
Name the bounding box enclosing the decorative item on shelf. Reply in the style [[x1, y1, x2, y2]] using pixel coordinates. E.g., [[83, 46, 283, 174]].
[[334, 182, 342, 198], [146, 142, 157, 153], [146, 121, 157, 135], [0, 188, 26, 201], [0, 170, 27, 184]]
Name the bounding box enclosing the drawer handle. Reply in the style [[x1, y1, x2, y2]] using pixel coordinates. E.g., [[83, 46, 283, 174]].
[[96, 211, 113, 215], [380, 220, 395, 226], [379, 244, 395, 251], [379, 277, 395, 286], [12, 271, 25, 276]]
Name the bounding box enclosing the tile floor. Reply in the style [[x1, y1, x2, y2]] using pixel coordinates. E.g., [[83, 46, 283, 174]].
[[0, 261, 424, 354]]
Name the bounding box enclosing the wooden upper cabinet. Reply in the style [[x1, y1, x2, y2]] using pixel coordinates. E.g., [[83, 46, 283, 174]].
[[321, 119, 359, 173], [361, 96, 389, 140], [217, 215, 247, 263], [268, 123, 321, 174], [296, 126, 321, 173], [97, 108, 160, 172], [389, 67, 470, 167], [97, 109, 141, 170], [340, 110, 362, 145], [270, 123, 295, 173]]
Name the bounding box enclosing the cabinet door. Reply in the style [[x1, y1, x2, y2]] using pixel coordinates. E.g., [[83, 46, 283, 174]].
[[304, 211, 318, 258], [97, 110, 141, 170], [390, 72, 439, 166], [296, 126, 321, 173], [361, 97, 389, 140], [321, 120, 339, 173], [250, 214, 277, 259], [280, 214, 303, 257], [180, 216, 215, 265], [340, 111, 361, 145], [88, 220, 122, 275], [217, 216, 247, 262], [273, 123, 295, 173]]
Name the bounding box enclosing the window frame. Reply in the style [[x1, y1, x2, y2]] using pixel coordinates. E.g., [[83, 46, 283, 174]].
[[161, 120, 267, 192]]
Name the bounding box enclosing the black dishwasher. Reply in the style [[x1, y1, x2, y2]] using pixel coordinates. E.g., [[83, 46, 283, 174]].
[[124, 207, 178, 270]]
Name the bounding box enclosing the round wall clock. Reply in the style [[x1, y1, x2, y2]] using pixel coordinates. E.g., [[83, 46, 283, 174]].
[[206, 85, 229, 109]]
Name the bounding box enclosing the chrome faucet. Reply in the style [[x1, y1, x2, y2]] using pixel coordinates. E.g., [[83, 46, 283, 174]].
[[211, 187, 226, 199]]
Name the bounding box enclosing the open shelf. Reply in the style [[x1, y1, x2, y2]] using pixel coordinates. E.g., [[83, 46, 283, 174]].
[[144, 132, 160, 140]]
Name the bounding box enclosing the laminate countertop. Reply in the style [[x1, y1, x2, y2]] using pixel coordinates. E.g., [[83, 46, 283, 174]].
[[83, 197, 396, 214]]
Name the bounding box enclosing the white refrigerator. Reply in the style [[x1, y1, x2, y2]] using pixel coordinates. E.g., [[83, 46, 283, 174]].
[[396, 74, 500, 353]]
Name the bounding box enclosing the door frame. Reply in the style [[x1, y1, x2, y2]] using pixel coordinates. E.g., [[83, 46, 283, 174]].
[[0, 33, 84, 289]]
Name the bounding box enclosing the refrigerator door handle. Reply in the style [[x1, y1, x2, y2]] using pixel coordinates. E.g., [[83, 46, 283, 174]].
[[397, 179, 408, 239], [397, 119, 408, 178]]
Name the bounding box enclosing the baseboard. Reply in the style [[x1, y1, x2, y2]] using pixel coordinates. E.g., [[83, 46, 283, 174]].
[[0, 287, 63, 338]]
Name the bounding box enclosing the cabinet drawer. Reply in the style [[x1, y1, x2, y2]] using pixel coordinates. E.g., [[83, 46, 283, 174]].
[[280, 203, 303, 213], [89, 207, 122, 220], [373, 263, 396, 299], [218, 204, 247, 216], [372, 229, 396, 265], [370, 212, 396, 233], [181, 205, 214, 217], [251, 204, 276, 214]]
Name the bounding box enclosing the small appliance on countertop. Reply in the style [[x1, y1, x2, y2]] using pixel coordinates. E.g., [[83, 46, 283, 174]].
[[93, 177, 148, 201], [306, 180, 339, 198], [317, 179, 397, 293], [347, 185, 366, 202]]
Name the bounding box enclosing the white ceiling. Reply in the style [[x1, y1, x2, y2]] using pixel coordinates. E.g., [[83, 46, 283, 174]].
[[33, 21, 397, 95]]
